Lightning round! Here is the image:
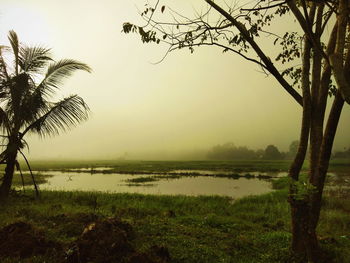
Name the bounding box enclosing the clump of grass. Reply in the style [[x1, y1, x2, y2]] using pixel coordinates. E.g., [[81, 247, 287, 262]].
[[124, 174, 182, 184], [154, 174, 182, 180], [124, 183, 155, 187], [271, 176, 290, 190], [125, 176, 158, 183], [271, 174, 312, 190], [11, 173, 53, 187]]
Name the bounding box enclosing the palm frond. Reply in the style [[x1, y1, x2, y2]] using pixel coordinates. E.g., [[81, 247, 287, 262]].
[[0, 148, 8, 164], [6, 73, 33, 122], [8, 30, 20, 75], [0, 46, 10, 81], [36, 59, 92, 97], [19, 88, 49, 128], [0, 90, 9, 102], [0, 107, 10, 134], [22, 95, 90, 137], [0, 31, 91, 155], [19, 46, 52, 73]]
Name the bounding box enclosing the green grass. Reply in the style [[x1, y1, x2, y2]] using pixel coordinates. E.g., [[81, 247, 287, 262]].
[[11, 172, 52, 187], [0, 159, 349, 262], [0, 183, 349, 263], [14, 159, 295, 173], [125, 174, 183, 184], [9, 159, 348, 174]]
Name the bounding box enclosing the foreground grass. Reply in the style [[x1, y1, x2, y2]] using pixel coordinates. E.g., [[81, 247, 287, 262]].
[[1, 181, 349, 263]]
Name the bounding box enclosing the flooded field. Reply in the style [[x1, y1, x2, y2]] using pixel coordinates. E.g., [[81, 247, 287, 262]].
[[32, 170, 273, 198], [15, 160, 348, 199]]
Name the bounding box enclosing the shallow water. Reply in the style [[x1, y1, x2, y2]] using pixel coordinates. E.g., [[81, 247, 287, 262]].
[[37, 171, 273, 198]]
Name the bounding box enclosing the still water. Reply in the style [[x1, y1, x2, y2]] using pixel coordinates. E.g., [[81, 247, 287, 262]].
[[36, 171, 273, 199]]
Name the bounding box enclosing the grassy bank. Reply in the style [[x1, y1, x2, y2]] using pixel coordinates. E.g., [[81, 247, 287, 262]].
[[11, 159, 349, 174], [17, 160, 293, 173], [11, 173, 53, 187], [1, 178, 349, 263]]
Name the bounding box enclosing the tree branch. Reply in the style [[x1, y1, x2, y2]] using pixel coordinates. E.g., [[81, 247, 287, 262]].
[[241, 1, 287, 12], [205, 0, 303, 106], [329, 0, 350, 104], [287, 1, 329, 64]]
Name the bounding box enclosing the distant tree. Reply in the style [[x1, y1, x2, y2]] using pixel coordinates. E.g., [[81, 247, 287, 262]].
[[0, 31, 91, 198], [255, 149, 265, 159], [263, 145, 283, 160], [207, 142, 257, 160], [288, 140, 300, 159], [124, 0, 350, 260]]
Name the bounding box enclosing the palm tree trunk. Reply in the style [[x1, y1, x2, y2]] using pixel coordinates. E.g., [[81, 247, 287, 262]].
[[0, 149, 18, 199]]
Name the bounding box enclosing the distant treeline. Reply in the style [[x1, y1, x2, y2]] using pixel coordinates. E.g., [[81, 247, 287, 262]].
[[207, 142, 290, 160], [333, 147, 350, 159], [207, 141, 350, 160]]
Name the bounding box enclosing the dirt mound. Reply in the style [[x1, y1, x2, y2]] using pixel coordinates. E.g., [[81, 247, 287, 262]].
[[66, 217, 134, 263], [0, 221, 61, 259], [128, 246, 171, 263], [66, 217, 170, 263]]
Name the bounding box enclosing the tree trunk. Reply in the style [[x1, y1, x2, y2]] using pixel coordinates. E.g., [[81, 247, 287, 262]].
[[290, 199, 320, 261], [290, 173, 321, 263], [0, 136, 19, 199], [310, 92, 345, 229], [288, 31, 318, 261], [0, 149, 18, 199], [289, 92, 344, 262]]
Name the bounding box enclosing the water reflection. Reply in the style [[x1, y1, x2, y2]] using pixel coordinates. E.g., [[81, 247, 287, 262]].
[[38, 171, 273, 198]]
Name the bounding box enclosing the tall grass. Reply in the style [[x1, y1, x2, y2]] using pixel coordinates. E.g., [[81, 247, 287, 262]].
[[1, 184, 349, 262]]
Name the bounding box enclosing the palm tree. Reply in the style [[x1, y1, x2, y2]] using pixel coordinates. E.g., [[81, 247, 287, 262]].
[[0, 31, 91, 198]]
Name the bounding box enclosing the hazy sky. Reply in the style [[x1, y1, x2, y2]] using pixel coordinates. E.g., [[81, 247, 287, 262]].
[[0, 0, 349, 160]]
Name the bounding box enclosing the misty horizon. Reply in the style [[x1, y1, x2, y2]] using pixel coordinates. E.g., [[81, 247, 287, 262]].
[[26, 142, 350, 161], [0, 0, 349, 161]]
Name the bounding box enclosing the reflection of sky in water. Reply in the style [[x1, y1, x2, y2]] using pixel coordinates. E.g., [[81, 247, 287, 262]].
[[37, 171, 273, 199]]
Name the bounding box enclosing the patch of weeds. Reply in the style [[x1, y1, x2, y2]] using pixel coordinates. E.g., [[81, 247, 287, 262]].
[[155, 174, 182, 180], [125, 183, 156, 187], [253, 231, 292, 262], [271, 176, 290, 190], [125, 176, 158, 183], [12, 173, 53, 187], [73, 193, 99, 211]]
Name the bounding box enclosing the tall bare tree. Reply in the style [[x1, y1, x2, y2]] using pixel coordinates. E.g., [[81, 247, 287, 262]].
[[123, 0, 350, 261]]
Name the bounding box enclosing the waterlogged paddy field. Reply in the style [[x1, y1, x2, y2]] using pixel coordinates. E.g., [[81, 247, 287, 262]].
[[12, 159, 350, 198], [33, 171, 273, 198], [16, 159, 350, 173]]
